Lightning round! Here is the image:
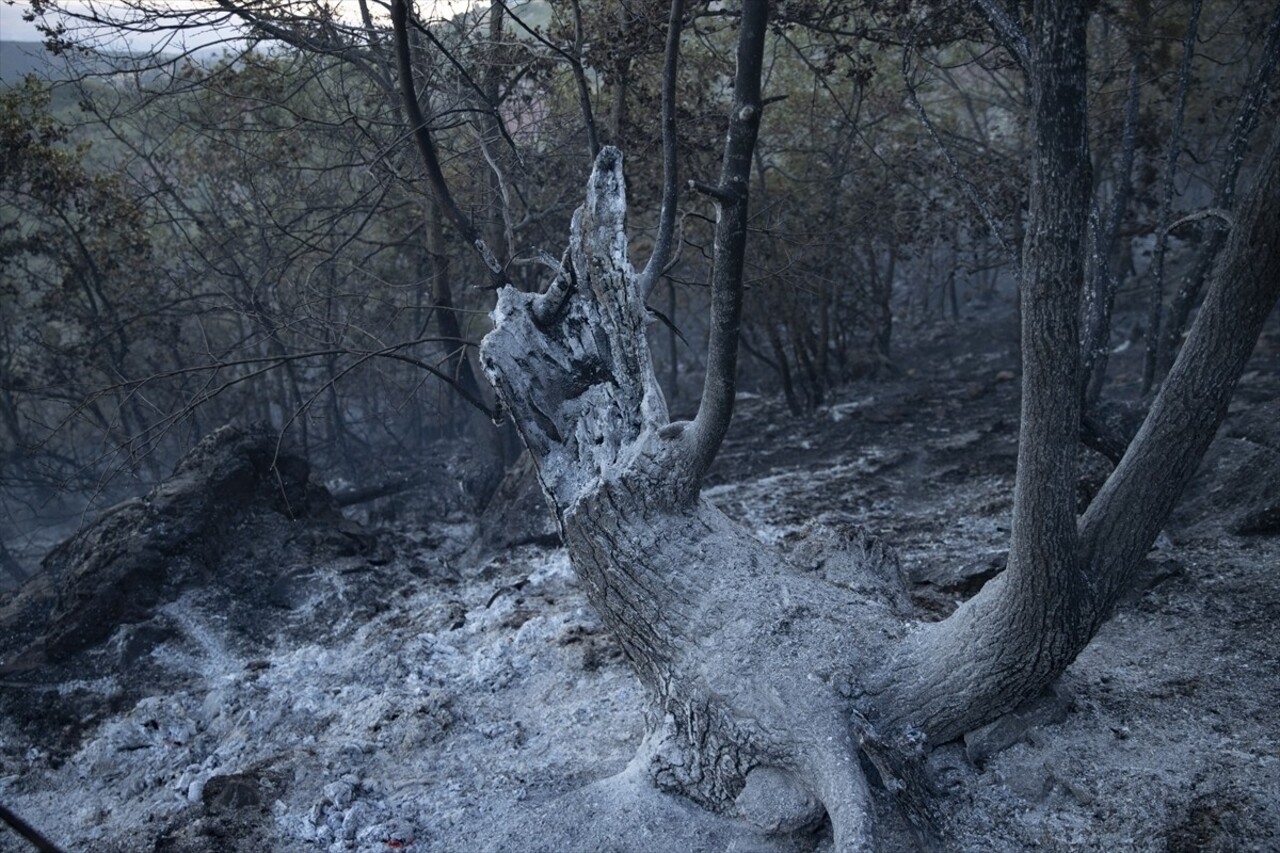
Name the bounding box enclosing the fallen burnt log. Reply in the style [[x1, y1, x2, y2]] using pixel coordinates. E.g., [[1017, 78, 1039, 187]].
[[0, 424, 371, 671]]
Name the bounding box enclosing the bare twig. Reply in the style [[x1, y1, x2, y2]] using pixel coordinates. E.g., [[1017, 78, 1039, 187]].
[[0, 802, 66, 853], [688, 0, 770, 479], [391, 0, 506, 285], [638, 0, 687, 300]]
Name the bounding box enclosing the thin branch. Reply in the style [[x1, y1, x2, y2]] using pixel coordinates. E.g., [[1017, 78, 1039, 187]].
[[569, 0, 602, 157], [688, 0, 769, 481], [638, 0, 687, 300], [1162, 208, 1235, 234], [391, 0, 505, 285], [687, 179, 734, 203], [973, 0, 1030, 71]]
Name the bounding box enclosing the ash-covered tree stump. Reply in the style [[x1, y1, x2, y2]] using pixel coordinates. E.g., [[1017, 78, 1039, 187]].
[[481, 149, 907, 850]]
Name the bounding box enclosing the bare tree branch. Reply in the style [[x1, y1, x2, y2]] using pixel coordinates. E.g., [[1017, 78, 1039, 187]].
[[637, 0, 687, 300], [973, 0, 1030, 71], [391, 0, 506, 286], [569, 0, 602, 158], [688, 0, 769, 480]]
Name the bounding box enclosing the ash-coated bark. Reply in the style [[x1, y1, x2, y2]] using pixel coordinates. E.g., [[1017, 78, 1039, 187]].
[[477, 0, 1280, 848], [864, 0, 1095, 744], [866, 0, 1280, 747], [482, 147, 905, 851]]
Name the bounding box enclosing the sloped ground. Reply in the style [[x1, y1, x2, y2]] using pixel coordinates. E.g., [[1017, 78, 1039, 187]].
[[0, 312, 1277, 852]]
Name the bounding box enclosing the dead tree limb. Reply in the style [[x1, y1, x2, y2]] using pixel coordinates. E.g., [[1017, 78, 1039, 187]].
[[1141, 0, 1203, 395], [637, 0, 686, 301], [391, 0, 506, 287]]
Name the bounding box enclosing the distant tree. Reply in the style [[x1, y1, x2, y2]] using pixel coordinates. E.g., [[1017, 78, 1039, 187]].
[[0, 79, 160, 489]]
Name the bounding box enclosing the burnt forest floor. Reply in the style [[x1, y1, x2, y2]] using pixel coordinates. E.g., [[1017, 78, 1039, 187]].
[[1, 307, 1278, 853]]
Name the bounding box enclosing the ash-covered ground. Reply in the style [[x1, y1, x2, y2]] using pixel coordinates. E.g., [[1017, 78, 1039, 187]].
[[1, 314, 1278, 852]]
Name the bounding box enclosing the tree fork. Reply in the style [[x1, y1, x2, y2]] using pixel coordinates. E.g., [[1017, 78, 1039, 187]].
[[479, 2, 1280, 849], [865, 0, 1280, 747]]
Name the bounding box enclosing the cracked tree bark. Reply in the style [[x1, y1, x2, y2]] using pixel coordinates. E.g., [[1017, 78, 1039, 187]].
[[475, 1, 1280, 849]]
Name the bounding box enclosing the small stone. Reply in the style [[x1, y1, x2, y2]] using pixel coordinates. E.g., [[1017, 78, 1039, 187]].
[[997, 762, 1053, 802], [323, 780, 354, 809], [1061, 778, 1096, 805]]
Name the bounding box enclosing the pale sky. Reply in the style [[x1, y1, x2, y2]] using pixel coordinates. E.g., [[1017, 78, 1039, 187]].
[[2, 0, 481, 54], [2, 3, 45, 41], [2, 0, 246, 53]]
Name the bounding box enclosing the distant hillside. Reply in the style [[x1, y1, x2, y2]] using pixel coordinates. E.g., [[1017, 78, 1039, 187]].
[[0, 41, 55, 83], [1, 40, 203, 86]]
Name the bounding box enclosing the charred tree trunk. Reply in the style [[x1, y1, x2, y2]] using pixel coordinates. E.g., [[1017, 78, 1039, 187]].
[[482, 147, 896, 852], [424, 198, 484, 410], [868, 0, 1094, 742], [766, 320, 803, 416]]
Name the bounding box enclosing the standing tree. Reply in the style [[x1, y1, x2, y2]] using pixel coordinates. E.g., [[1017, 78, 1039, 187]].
[[474, 0, 1280, 848]]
